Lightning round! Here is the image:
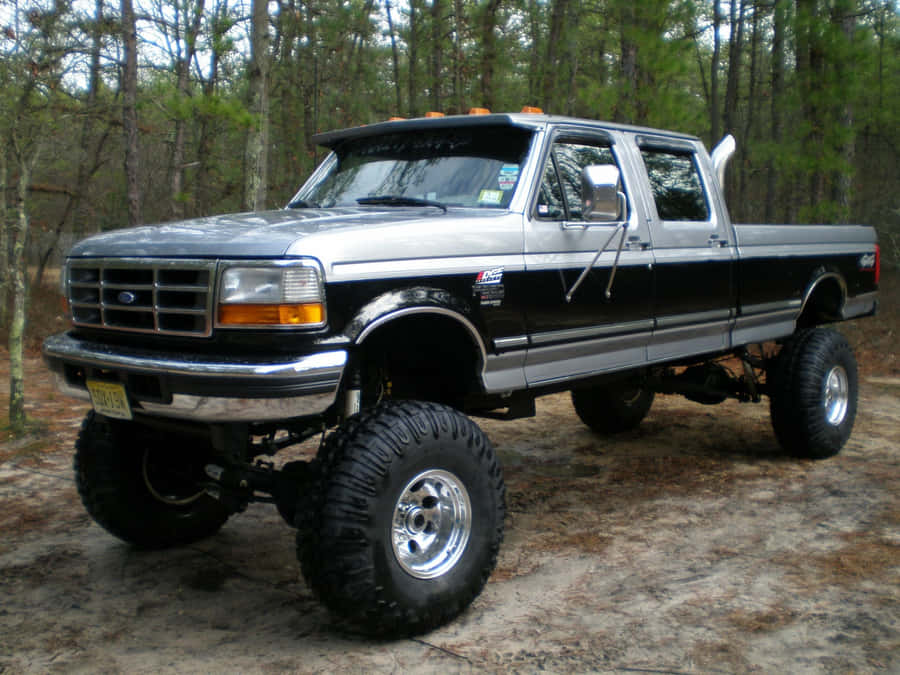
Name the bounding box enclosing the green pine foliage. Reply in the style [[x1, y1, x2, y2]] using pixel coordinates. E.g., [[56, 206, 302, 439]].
[[0, 0, 896, 261]]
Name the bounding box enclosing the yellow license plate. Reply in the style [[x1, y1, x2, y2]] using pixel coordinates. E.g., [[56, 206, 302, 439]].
[[86, 380, 133, 420]]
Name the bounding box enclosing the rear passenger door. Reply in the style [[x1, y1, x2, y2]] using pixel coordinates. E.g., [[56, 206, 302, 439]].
[[633, 136, 736, 360]]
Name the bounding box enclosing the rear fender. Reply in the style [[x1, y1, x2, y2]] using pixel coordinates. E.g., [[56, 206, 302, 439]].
[[799, 267, 847, 325]]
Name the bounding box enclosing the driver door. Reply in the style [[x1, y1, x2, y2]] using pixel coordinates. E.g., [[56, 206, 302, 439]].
[[522, 130, 654, 386]]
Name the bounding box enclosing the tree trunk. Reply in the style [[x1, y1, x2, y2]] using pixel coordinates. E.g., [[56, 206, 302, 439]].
[[408, 0, 420, 117], [170, 0, 204, 220], [710, 0, 721, 144], [563, 1, 581, 116], [526, 0, 543, 106], [796, 0, 826, 211], [430, 0, 443, 111], [738, 2, 761, 217], [831, 0, 856, 222], [8, 142, 38, 436], [616, 3, 640, 123], [765, 0, 787, 223], [0, 151, 8, 329], [34, 0, 108, 289], [479, 0, 502, 111], [244, 0, 270, 212], [452, 0, 465, 114], [197, 4, 224, 216], [723, 0, 744, 138], [385, 0, 403, 114], [542, 0, 569, 112], [122, 0, 141, 227]]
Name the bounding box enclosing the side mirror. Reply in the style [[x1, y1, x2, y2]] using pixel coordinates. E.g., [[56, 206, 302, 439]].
[[581, 164, 626, 222]]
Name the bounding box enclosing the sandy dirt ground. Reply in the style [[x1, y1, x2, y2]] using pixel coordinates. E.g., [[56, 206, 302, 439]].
[[1, 355, 898, 673]]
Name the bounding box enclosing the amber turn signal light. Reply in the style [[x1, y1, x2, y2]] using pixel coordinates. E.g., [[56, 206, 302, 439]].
[[218, 303, 324, 326]]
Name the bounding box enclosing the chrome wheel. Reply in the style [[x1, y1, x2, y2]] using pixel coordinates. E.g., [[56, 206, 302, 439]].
[[824, 365, 849, 426], [391, 469, 472, 579]]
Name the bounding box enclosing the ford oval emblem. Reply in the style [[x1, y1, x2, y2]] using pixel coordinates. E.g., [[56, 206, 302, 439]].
[[118, 291, 137, 305]]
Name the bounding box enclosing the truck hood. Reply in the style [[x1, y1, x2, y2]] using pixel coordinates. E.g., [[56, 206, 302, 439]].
[[68, 207, 460, 259]]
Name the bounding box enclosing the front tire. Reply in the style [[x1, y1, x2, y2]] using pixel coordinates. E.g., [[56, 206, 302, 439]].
[[769, 327, 858, 458], [75, 412, 231, 548], [297, 400, 505, 637]]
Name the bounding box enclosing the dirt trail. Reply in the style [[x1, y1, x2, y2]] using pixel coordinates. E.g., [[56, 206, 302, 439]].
[[1, 356, 898, 673]]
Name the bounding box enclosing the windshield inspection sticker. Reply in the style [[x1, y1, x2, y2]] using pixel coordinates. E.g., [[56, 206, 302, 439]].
[[478, 189, 504, 205], [498, 164, 519, 191], [473, 268, 505, 307]]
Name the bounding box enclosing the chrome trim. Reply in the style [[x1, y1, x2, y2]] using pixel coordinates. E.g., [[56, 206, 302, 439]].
[[43, 332, 347, 381], [740, 299, 802, 316], [524, 331, 650, 386], [648, 319, 732, 361], [330, 253, 526, 282], [52, 374, 336, 422], [66, 258, 216, 337], [356, 306, 488, 360], [483, 350, 527, 393], [655, 309, 733, 330], [841, 291, 878, 320], [355, 306, 495, 392], [800, 272, 847, 318], [731, 309, 797, 346], [530, 319, 655, 346], [493, 335, 529, 350], [735, 242, 876, 258]]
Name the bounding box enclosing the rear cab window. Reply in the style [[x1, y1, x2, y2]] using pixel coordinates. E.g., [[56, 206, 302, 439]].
[[638, 147, 710, 222]]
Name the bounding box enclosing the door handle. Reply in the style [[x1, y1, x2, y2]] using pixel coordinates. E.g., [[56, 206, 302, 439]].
[[708, 235, 728, 248], [626, 236, 649, 250]]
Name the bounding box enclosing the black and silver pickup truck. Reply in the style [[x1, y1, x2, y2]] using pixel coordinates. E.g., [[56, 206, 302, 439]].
[[43, 112, 880, 636]]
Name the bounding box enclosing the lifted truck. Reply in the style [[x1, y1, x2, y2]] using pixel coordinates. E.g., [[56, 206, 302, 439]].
[[43, 112, 880, 636]]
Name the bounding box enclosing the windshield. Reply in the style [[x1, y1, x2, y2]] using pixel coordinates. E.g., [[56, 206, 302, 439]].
[[293, 125, 533, 209]]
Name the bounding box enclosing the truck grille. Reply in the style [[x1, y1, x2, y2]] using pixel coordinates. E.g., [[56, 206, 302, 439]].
[[67, 259, 216, 337]]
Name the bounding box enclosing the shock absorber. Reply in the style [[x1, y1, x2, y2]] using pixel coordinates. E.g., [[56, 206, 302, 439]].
[[344, 358, 362, 419]]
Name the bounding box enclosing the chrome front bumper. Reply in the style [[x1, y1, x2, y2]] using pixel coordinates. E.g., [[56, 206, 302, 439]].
[[42, 332, 347, 423]]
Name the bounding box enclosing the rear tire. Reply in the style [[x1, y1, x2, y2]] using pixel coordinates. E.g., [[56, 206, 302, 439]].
[[769, 327, 858, 458], [75, 412, 230, 548], [571, 376, 655, 433], [296, 400, 505, 637]]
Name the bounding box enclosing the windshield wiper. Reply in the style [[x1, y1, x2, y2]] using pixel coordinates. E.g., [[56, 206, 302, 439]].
[[357, 195, 447, 213], [287, 198, 320, 209]]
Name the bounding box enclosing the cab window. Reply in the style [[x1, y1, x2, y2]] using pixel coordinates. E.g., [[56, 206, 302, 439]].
[[536, 142, 617, 221], [639, 149, 710, 221]]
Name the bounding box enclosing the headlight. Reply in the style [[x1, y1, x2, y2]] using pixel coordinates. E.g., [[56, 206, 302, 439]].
[[217, 261, 326, 328]]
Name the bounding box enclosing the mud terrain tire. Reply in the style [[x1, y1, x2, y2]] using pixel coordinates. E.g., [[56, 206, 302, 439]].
[[571, 376, 655, 433], [296, 400, 505, 637], [769, 327, 858, 458], [75, 411, 230, 548]]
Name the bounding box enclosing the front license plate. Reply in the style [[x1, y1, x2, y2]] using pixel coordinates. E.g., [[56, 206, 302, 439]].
[[86, 380, 133, 420]]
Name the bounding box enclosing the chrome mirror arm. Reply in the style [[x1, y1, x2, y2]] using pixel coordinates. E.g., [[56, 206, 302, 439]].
[[565, 220, 629, 303]]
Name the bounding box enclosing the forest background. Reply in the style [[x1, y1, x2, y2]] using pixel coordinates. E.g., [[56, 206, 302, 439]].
[[0, 0, 898, 434]]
